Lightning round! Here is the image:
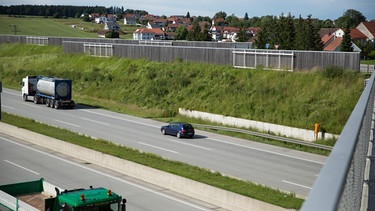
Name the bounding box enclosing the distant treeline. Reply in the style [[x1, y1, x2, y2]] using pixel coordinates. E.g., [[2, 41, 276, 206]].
[[0, 5, 148, 18]]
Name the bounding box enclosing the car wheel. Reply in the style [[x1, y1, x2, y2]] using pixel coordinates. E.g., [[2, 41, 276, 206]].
[[177, 132, 181, 138], [161, 129, 166, 135]]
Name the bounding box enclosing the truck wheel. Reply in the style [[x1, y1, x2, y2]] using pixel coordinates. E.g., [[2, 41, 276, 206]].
[[46, 99, 50, 107], [33, 95, 38, 104], [54, 101, 59, 109], [22, 94, 27, 101]]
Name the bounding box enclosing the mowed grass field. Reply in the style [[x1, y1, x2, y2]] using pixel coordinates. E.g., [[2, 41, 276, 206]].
[[0, 15, 138, 39]]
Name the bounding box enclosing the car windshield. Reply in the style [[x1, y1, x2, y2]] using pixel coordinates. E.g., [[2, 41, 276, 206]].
[[183, 124, 193, 129]]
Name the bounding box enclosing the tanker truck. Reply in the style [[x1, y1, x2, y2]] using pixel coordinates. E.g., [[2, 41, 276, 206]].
[[21, 76, 75, 109], [0, 178, 127, 211]]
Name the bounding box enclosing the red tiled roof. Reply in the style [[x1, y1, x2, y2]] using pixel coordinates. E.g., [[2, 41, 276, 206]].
[[362, 20, 375, 35], [350, 28, 367, 39], [324, 37, 342, 51], [321, 33, 334, 45], [134, 28, 164, 35]]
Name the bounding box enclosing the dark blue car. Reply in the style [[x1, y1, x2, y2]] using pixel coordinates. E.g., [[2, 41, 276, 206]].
[[161, 122, 195, 138]]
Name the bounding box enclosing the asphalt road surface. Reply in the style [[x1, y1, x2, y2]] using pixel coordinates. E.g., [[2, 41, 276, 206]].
[[1, 88, 327, 197], [0, 133, 221, 211]]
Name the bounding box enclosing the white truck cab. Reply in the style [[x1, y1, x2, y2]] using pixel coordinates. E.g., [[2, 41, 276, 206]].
[[21, 76, 38, 101]]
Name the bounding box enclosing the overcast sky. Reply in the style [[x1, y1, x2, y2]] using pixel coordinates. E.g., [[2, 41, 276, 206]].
[[1, 0, 374, 21]]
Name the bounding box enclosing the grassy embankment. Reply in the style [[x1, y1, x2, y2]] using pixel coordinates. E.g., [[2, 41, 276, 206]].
[[0, 15, 138, 39], [0, 43, 366, 134], [0, 16, 370, 209]]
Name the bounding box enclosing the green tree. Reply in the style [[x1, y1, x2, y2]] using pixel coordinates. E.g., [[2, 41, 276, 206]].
[[82, 13, 91, 22], [52, 12, 60, 19], [340, 25, 353, 52], [275, 13, 295, 50], [244, 12, 249, 20], [235, 27, 248, 42], [198, 26, 212, 41], [105, 30, 119, 38], [186, 21, 201, 41], [294, 16, 306, 50], [214, 11, 227, 19], [227, 14, 241, 27], [294, 15, 323, 50], [174, 26, 188, 40], [335, 9, 366, 28]]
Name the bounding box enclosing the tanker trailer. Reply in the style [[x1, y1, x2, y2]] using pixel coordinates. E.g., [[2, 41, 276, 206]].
[[22, 76, 75, 109]]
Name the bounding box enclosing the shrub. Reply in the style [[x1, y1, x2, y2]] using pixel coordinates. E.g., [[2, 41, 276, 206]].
[[323, 66, 344, 78], [368, 50, 375, 60], [105, 30, 119, 38]]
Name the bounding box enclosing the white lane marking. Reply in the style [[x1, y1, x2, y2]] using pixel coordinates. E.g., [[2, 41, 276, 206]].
[[206, 137, 325, 165], [4, 159, 40, 175], [169, 139, 212, 151], [81, 109, 158, 128], [138, 142, 179, 154], [54, 119, 80, 127], [1, 105, 15, 109], [80, 117, 110, 126], [2, 137, 209, 210], [282, 180, 312, 190]]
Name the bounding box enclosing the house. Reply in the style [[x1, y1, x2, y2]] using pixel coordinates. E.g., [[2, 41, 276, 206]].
[[133, 28, 165, 40], [210, 25, 224, 41], [104, 21, 120, 31], [95, 16, 106, 24], [321, 28, 362, 51], [147, 22, 162, 29], [356, 20, 375, 48], [124, 16, 137, 25]]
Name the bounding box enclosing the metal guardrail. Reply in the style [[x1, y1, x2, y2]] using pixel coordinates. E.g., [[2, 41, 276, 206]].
[[301, 69, 375, 210], [193, 123, 333, 151], [360, 64, 375, 73]]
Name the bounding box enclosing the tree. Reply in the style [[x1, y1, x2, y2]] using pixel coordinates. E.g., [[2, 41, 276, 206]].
[[335, 9, 366, 28], [294, 15, 323, 50], [227, 14, 241, 27], [244, 12, 249, 20], [355, 40, 373, 59], [52, 12, 60, 19], [214, 11, 227, 19], [82, 13, 91, 22], [340, 25, 353, 52], [275, 13, 295, 50], [105, 30, 119, 38], [198, 27, 212, 41], [186, 22, 201, 41], [174, 26, 188, 40], [235, 27, 248, 42]]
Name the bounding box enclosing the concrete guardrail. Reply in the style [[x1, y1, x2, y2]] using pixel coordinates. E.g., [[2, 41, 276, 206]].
[[0, 122, 293, 211]]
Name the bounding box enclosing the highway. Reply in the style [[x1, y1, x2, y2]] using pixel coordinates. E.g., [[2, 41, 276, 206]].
[[0, 133, 218, 211], [1, 88, 327, 197]]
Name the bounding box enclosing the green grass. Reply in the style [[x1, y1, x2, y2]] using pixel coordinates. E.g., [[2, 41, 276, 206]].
[[1, 112, 304, 209], [0, 43, 366, 135], [0, 15, 139, 39], [361, 60, 375, 65], [0, 15, 98, 37]]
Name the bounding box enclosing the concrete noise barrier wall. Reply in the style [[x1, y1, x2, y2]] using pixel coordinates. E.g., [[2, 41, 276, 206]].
[[0, 122, 293, 211], [179, 108, 338, 142]]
